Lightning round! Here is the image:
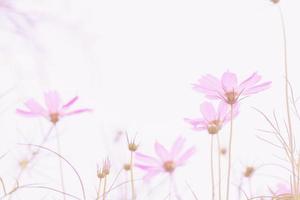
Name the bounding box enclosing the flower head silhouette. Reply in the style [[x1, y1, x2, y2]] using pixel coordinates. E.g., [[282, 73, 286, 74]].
[[185, 101, 238, 134], [135, 137, 196, 181], [193, 71, 271, 105], [16, 91, 92, 124]]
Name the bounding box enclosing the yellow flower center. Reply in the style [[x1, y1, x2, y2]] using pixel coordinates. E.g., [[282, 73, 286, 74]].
[[208, 120, 221, 134], [163, 161, 176, 173], [225, 91, 238, 105]]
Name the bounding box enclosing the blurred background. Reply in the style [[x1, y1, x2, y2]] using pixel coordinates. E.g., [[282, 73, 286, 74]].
[[0, 0, 300, 199]]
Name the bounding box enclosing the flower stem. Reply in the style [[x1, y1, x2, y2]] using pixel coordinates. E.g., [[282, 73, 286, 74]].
[[55, 128, 66, 200], [210, 135, 215, 200], [278, 5, 297, 196], [96, 178, 102, 200], [130, 151, 136, 200], [102, 176, 107, 200], [225, 104, 234, 200], [217, 135, 222, 200]]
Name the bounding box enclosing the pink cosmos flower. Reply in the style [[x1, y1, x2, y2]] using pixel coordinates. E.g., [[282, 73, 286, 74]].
[[135, 137, 196, 181], [16, 91, 92, 124], [185, 101, 238, 134], [193, 71, 271, 105]]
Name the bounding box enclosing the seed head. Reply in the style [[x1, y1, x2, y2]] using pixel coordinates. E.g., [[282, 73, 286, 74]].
[[271, 0, 280, 4], [126, 133, 139, 152], [123, 163, 131, 171], [243, 166, 255, 178]]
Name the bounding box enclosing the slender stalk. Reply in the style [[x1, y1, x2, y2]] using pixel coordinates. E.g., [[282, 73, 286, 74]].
[[96, 178, 102, 200], [8, 126, 54, 200], [225, 104, 234, 200], [210, 135, 215, 200], [278, 5, 297, 196], [102, 176, 107, 200], [55, 128, 66, 200], [217, 135, 222, 200], [130, 151, 136, 200]]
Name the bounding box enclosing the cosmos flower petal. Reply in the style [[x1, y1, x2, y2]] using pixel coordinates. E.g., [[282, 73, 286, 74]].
[[16, 109, 39, 117], [143, 169, 162, 182], [61, 109, 92, 116], [176, 146, 196, 166], [170, 137, 186, 158], [221, 71, 238, 92], [193, 74, 223, 97], [62, 96, 79, 110], [23, 99, 47, 116], [238, 72, 261, 93], [44, 91, 61, 113], [155, 142, 170, 161], [218, 101, 229, 120], [200, 101, 217, 121], [135, 152, 160, 166], [243, 81, 272, 95]]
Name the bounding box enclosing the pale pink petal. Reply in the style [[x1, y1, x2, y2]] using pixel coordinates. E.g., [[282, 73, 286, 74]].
[[16, 109, 38, 117], [243, 81, 272, 95], [62, 96, 78, 110], [221, 71, 238, 92], [217, 101, 228, 120], [143, 169, 162, 182], [135, 152, 161, 166], [200, 102, 217, 121], [193, 74, 223, 95], [170, 137, 185, 158], [60, 108, 92, 116], [155, 142, 170, 161], [176, 146, 196, 166], [24, 99, 47, 116], [135, 163, 159, 171], [275, 184, 291, 195], [238, 72, 261, 92], [184, 118, 207, 131], [223, 103, 239, 123], [44, 91, 61, 113]]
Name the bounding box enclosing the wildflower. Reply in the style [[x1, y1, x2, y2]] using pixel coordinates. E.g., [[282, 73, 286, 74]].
[[193, 71, 271, 105], [135, 137, 196, 181], [271, 0, 280, 4], [16, 91, 92, 124], [243, 166, 255, 178], [185, 101, 238, 134], [97, 158, 111, 179], [126, 134, 139, 152]]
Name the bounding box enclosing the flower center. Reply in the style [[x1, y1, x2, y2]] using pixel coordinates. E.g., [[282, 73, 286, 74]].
[[163, 161, 176, 173], [225, 91, 238, 105], [207, 120, 221, 134], [19, 159, 29, 169], [50, 113, 59, 124]]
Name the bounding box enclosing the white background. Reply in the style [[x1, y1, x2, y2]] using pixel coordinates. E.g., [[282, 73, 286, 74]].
[[0, 0, 300, 199]]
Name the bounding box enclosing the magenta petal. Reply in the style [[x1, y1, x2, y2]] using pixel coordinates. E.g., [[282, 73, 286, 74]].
[[16, 109, 38, 117], [135, 152, 160, 166], [61, 109, 92, 116], [243, 81, 272, 95], [176, 146, 196, 166], [238, 72, 261, 92], [155, 142, 170, 161], [24, 99, 47, 116], [221, 71, 238, 92], [184, 118, 207, 131], [200, 102, 217, 121], [44, 91, 61, 113], [170, 137, 185, 158], [62, 96, 79, 110]]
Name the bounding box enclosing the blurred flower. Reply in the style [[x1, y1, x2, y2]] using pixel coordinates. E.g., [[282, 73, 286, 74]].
[[135, 137, 196, 181], [193, 71, 271, 105], [185, 101, 238, 134], [16, 90, 92, 124], [97, 158, 111, 179]]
